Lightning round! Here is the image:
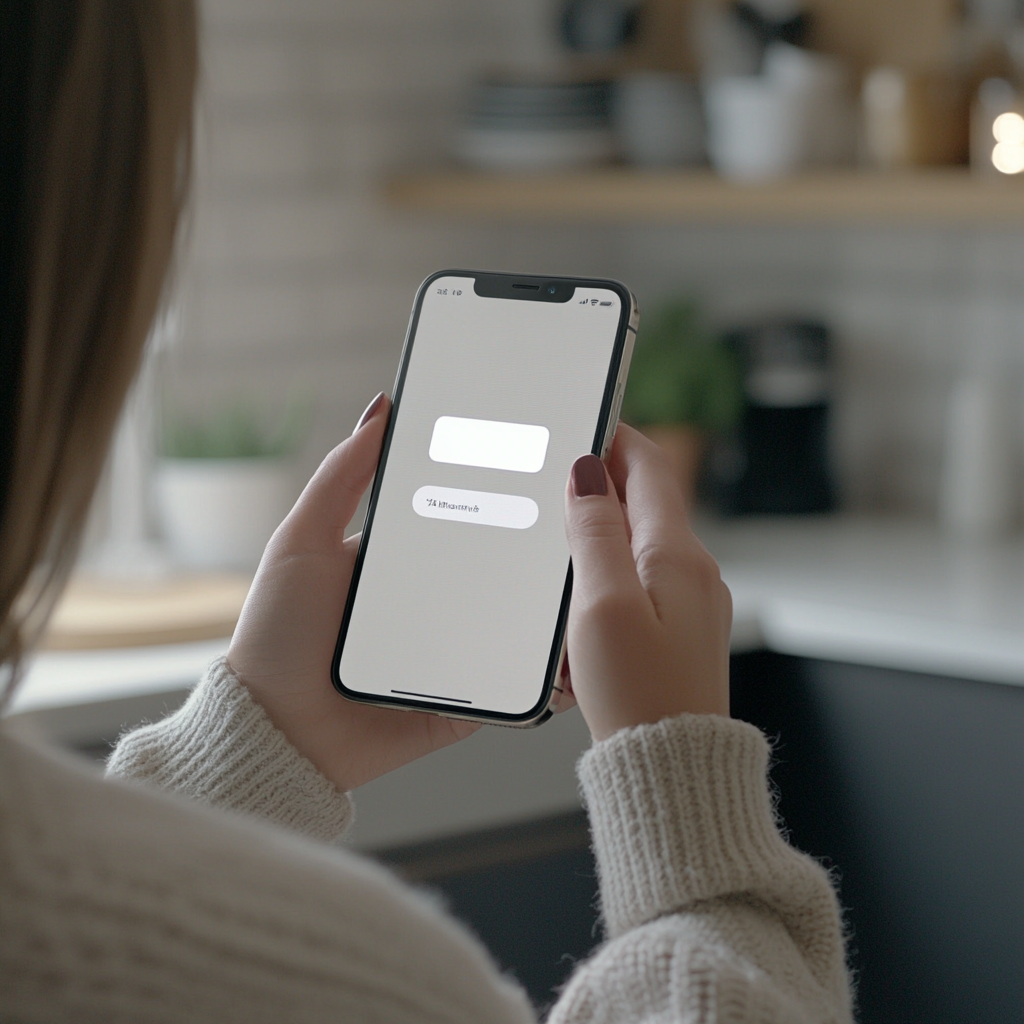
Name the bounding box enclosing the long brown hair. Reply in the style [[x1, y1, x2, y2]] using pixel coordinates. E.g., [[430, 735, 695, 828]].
[[0, 2, 197, 702]]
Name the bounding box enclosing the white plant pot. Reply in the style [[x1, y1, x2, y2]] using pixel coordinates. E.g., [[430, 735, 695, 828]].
[[155, 458, 295, 571]]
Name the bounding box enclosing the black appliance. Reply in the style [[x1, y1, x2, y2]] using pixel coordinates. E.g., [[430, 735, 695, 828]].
[[711, 319, 835, 515]]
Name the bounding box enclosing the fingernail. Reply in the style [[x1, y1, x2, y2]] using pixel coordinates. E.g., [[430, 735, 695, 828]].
[[571, 454, 607, 497], [354, 392, 386, 433]]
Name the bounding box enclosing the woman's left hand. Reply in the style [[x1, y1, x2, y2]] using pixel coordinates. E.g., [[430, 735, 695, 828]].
[[227, 393, 480, 793]]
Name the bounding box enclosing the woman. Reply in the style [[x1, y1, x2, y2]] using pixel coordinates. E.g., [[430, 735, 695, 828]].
[[0, 3, 852, 1021]]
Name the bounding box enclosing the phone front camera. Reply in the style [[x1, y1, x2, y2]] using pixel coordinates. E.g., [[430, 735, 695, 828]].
[[547, 285, 557, 295]]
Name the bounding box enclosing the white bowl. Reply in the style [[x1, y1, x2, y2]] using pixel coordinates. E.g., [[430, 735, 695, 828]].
[[456, 126, 615, 171]]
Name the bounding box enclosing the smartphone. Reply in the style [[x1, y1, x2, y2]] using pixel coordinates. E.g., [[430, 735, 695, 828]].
[[331, 270, 638, 727]]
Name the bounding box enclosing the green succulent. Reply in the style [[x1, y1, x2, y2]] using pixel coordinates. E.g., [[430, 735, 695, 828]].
[[622, 301, 742, 432], [162, 396, 310, 460]]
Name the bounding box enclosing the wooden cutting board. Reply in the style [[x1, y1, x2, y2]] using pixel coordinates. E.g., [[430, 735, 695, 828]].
[[43, 573, 252, 651]]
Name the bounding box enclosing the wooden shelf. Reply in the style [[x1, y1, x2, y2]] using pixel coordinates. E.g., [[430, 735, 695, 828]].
[[383, 168, 1024, 226], [43, 573, 251, 651]]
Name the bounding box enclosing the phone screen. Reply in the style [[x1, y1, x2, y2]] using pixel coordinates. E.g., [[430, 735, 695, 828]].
[[335, 274, 627, 720]]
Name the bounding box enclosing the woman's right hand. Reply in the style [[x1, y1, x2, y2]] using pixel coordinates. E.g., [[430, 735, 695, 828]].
[[562, 425, 732, 742]]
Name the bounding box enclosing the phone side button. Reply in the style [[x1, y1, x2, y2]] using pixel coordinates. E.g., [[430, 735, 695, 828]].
[[602, 386, 624, 456]]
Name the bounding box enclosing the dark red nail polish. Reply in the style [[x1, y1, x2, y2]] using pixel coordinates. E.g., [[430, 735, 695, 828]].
[[571, 454, 607, 497], [354, 392, 386, 433]]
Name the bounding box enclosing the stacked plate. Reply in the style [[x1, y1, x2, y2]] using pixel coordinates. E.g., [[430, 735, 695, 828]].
[[457, 79, 614, 171]]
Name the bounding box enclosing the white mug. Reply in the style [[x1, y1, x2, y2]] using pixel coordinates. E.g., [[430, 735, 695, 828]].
[[763, 42, 854, 167], [704, 75, 803, 180]]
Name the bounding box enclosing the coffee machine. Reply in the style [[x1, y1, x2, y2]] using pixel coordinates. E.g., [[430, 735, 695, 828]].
[[709, 319, 835, 515]]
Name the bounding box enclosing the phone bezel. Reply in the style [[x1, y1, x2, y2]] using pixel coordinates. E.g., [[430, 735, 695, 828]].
[[331, 269, 635, 726]]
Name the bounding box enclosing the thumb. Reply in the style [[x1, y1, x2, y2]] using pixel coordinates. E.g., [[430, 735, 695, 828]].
[[277, 391, 390, 552], [564, 454, 642, 605]]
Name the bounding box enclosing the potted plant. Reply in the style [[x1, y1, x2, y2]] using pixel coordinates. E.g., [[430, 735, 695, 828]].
[[155, 401, 307, 571], [621, 301, 742, 509]]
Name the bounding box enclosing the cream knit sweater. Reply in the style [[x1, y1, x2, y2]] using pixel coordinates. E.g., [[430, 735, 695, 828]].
[[0, 658, 852, 1022]]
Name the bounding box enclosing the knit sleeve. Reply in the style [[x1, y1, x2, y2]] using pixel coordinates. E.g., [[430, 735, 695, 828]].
[[105, 657, 353, 844], [549, 714, 853, 1024]]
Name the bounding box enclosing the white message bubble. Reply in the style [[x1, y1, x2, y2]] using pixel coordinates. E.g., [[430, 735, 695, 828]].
[[412, 485, 539, 530], [428, 416, 550, 474]]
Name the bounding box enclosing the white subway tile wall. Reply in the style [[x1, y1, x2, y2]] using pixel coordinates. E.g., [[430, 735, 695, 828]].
[[168, 0, 1024, 518], [170, 0, 603, 501]]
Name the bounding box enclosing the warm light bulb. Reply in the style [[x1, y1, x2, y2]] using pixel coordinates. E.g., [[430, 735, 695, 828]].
[[992, 111, 1024, 145], [992, 141, 1024, 174]]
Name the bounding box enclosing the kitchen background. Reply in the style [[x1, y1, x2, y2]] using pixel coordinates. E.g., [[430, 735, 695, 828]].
[[163, 0, 1024, 522], [12, 3, 1024, 1022]]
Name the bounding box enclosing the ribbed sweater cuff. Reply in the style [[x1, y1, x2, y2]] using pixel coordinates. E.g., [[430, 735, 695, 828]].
[[578, 714, 790, 939], [106, 657, 354, 844]]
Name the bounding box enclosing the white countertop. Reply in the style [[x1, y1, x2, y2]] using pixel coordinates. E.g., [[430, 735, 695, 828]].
[[14, 517, 1024, 719], [10, 639, 230, 715], [702, 517, 1024, 688], [7, 517, 1024, 848]]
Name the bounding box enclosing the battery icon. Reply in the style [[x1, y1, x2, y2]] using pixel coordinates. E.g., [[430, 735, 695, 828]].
[[599, 300, 613, 306]]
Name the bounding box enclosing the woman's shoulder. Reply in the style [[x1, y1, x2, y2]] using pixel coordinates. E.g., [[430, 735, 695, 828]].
[[0, 729, 532, 1023], [0, 726, 394, 920]]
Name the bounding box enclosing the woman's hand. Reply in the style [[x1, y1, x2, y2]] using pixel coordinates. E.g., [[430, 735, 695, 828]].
[[563, 425, 732, 742], [227, 393, 479, 793]]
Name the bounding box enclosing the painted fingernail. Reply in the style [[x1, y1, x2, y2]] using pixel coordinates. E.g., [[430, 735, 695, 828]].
[[571, 454, 607, 497], [354, 392, 386, 433]]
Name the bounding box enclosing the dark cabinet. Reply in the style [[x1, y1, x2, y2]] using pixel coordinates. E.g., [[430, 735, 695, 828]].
[[732, 653, 1024, 1024]]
